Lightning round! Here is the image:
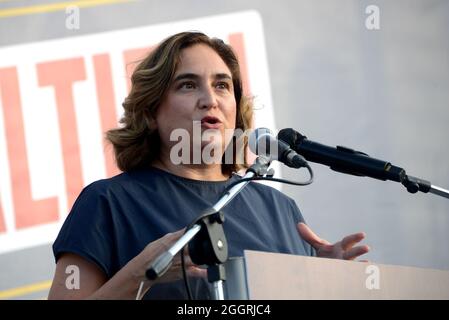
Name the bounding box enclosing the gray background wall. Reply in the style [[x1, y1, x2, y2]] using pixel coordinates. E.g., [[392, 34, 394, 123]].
[[0, 0, 448, 299]]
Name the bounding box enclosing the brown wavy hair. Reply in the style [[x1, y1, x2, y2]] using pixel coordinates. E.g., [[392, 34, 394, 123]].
[[106, 31, 253, 175]]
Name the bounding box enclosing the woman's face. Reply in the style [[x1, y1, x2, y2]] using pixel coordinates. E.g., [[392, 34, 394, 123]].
[[155, 44, 237, 164]]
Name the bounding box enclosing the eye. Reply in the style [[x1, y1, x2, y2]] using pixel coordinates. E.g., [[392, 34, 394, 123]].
[[216, 82, 230, 90], [179, 81, 196, 90]]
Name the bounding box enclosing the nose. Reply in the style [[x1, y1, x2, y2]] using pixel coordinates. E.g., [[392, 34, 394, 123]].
[[198, 86, 218, 110]]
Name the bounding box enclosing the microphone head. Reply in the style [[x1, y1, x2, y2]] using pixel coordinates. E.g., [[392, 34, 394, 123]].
[[248, 127, 274, 157], [278, 128, 307, 148], [249, 127, 308, 168], [277, 128, 297, 147]]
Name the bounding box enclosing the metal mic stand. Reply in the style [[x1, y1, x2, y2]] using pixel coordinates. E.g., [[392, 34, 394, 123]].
[[401, 174, 449, 199], [145, 155, 272, 300]]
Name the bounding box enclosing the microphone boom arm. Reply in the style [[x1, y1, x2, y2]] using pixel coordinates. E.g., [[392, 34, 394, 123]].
[[279, 128, 449, 200]]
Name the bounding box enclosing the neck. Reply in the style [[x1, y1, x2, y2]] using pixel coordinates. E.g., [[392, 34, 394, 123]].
[[152, 156, 229, 181]]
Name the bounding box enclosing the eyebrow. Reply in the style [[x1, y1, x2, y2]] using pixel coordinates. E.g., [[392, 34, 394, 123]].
[[173, 73, 232, 82]]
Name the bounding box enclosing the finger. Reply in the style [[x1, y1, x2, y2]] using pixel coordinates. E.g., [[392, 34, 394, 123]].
[[156, 229, 185, 250], [172, 251, 203, 273], [343, 245, 370, 260], [187, 267, 207, 279], [341, 232, 366, 251], [182, 245, 190, 257], [296, 222, 330, 247], [167, 228, 186, 241], [158, 261, 201, 283], [175, 253, 195, 267]]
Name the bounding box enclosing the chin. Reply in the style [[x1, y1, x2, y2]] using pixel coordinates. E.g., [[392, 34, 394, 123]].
[[200, 140, 225, 164], [200, 139, 223, 151]]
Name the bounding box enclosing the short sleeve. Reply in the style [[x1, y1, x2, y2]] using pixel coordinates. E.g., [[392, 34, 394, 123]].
[[52, 181, 117, 278]]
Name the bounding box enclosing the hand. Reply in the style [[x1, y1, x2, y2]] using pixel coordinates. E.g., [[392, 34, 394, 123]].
[[297, 222, 370, 260], [140, 229, 207, 284]]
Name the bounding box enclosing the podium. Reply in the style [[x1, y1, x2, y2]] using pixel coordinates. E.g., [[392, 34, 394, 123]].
[[224, 250, 449, 299]]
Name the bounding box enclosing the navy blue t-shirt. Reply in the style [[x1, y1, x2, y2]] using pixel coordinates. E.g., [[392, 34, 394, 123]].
[[53, 167, 314, 299]]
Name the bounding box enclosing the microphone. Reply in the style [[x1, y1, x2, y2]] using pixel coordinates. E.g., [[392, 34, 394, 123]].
[[249, 128, 307, 169], [277, 128, 407, 182]]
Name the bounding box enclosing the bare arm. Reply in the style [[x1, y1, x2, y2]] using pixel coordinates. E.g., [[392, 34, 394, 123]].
[[48, 230, 206, 300]]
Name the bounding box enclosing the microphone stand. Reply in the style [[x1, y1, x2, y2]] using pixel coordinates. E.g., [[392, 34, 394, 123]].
[[281, 129, 449, 200], [145, 155, 272, 300], [401, 174, 449, 200]]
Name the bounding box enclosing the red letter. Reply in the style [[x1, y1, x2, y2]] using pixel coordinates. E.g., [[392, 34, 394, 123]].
[[37, 58, 85, 210], [0, 67, 59, 229], [228, 33, 251, 96], [92, 53, 120, 177]]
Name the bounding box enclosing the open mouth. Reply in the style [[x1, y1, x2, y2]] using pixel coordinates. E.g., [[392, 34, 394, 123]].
[[200, 117, 222, 130], [201, 116, 221, 125]]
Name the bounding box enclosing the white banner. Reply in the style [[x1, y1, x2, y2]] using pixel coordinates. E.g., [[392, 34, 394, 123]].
[[0, 10, 275, 254]]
